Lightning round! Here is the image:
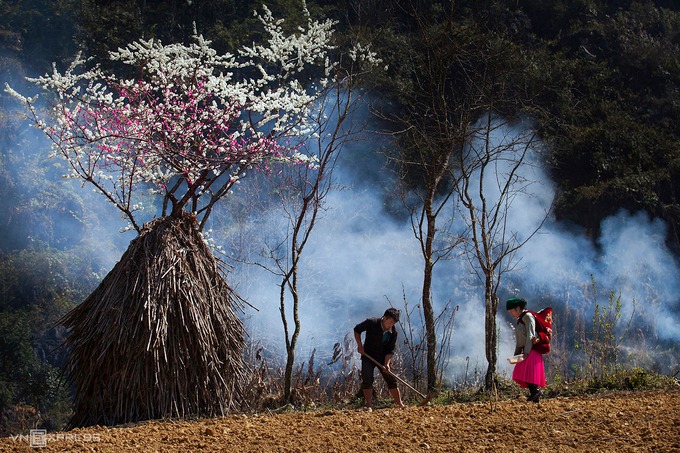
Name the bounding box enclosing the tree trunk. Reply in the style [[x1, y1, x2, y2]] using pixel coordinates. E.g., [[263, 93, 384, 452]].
[[423, 195, 438, 391], [283, 348, 295, 403], [484, 287, 499, 390], [422, 263, 437, 392], [283, 306, 301, 403], [282, 259, 301, 403]]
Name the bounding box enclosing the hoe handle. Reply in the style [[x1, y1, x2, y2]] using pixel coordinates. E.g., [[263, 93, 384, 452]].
[[361, 352, 427, 399]]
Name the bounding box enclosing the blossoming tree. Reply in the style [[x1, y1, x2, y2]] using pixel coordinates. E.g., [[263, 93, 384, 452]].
[[5, 6, 355, 426], [7, 6, 326, 233]]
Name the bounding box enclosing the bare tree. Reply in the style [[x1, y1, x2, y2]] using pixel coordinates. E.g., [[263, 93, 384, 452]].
[[371, 3, 551, 393], [456, 112, 549, 390], [390, 130, 462, 393], [255, 52, 381, 403], [275, 91, 362, 403], [373, 2, 476, 392]]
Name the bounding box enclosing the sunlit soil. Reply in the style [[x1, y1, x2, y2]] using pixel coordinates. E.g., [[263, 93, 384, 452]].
[[2, 389, 679, 452]]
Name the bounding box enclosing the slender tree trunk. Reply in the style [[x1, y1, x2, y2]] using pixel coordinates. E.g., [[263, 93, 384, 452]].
[[484, 286, 499, 390], [422, 193, 438, 391], [282, 262, 301, 403], [422, 264, 437, 392]]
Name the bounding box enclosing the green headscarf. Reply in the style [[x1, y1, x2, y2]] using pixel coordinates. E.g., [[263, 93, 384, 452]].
[[506, 297, 526, 310]]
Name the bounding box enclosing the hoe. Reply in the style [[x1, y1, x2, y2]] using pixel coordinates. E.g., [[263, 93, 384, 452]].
[[362, 352, 432, 406]]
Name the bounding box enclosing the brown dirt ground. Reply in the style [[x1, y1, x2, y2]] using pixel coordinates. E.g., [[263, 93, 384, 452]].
[[2, 389, 679, 452]]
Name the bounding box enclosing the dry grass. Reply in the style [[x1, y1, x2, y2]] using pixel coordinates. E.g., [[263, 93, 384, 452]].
[[60, 212, 248, 427]]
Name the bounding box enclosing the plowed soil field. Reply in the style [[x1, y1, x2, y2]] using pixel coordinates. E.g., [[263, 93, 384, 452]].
[[2, 389, 679, 452]]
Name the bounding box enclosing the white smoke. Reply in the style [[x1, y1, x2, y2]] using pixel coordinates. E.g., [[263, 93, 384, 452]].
[[5, 81, 678, 379], [224, 117, 680, 379]]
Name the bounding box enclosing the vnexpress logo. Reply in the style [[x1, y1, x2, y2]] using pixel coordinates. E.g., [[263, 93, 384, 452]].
[[30, 429, 47, 447], [10, 429, 101, 446]]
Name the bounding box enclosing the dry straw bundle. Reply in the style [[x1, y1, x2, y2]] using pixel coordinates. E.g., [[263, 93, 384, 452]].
[[60, 212, 248, 427]]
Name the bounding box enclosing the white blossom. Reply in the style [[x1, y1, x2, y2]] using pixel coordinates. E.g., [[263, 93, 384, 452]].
[[5, 5, 380, 232]]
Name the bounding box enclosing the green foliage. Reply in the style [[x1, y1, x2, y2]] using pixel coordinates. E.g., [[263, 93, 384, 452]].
[[0, 0, 78, 73], [590, 290, 626, 370], [530, 2, 680, 237], [0, 248, 102, 433], [591, 367, 675, 390], [550, 367, 676, 397], [0, 249, 99, 313], [73, 0, 332, 65], [548, 278, 680, 399], [431, 367, 676, 404], [574, 276, 636, 378], [0, 309, 72, 433]]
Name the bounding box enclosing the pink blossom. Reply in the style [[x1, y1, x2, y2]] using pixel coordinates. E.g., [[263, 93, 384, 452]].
[[5, 6, 363, 231]]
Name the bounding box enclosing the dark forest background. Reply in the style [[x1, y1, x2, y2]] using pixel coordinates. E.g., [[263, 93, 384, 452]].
[[1, 0, 679, 431]]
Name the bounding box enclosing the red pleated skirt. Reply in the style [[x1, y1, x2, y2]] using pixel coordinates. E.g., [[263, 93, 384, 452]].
[[512, 349, 546, 388]]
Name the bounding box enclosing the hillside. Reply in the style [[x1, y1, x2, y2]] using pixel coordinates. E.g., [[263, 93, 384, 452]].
[[2, 389, 679, 452]]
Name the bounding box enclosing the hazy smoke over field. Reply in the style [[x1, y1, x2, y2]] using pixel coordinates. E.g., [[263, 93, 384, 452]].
[[3, 80, 678, 381], [222, 118, 680, 379]]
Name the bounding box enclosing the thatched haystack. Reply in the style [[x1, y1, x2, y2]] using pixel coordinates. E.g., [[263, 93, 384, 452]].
[[60, 212, 248, 427]]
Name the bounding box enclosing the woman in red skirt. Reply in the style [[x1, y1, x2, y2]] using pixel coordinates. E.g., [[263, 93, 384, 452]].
[[506, 297, 546, 403]]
